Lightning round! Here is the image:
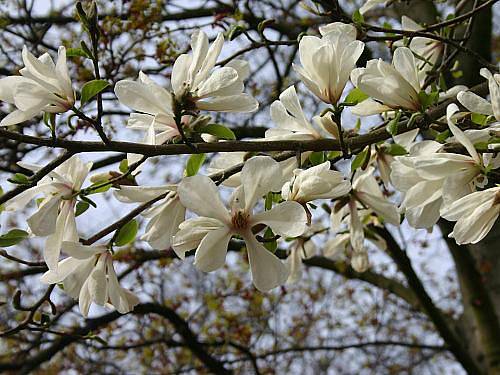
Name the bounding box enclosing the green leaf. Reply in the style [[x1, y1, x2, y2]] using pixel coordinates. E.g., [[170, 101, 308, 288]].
[[471, 113, 488, 126], [265, 192, 273, 211], [344, 87, 369, 105], [351, 147, 369, 172], [263, 227, 277, 253], [0, 229, 29, 247], [80, 41, 93, 59], [199, 124, 236, 140], [115, 220, 138, 247], [75, 201, 90, 217], [386, 111, 401, 136], [418, 91, 438, 110], [185, 154, 206, 177], [435, 129, 451, 143], [80, 79, 109, 104], [8, 173, 30, 185], [327, 151, 342, 160], [308, 151, 325, 165], [119, 159, 129, 174], [352, 9, 364, 24], [384, 144, 408, 156], [66, 47, 91, 59], [80, 196, 97, 208], [86, 183, 111, 195]]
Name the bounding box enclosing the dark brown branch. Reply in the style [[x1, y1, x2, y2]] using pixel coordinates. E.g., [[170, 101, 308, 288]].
[[0, 302, 232, 374]]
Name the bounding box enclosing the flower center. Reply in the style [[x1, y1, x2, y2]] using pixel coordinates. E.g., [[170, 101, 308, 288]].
[[231, 210, 250, 230]]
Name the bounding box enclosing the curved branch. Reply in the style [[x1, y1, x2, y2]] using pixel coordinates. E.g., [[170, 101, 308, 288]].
[[0, 302, 232, 374]]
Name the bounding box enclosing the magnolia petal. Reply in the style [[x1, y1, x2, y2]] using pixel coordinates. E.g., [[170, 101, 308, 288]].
[[178, 175, 230, 223], [44, 202, 75, 270], [61, 242, 106, 259], [393, 47, 420, 93], [0, 76, 28, 103], [457, 91, 493, 116], [196, 94, 258, 113], [27, 196, 60, 236], [114, 185, 174, 203], [350, 98, 392, 116], [40, 257, 83, 284], [106, 257, 139, 314], [324, 233, 350, 258], [88, 256, 108, 306], [241, 156, 283, 211], [172, 217, 226, 258], [451, 200, 499, 244], [251, 201, 308, 238], [193, 227, 232, 272], [244, 234, 289, 292], [349, 202, 364, 252], [447, 103, 480, 164], [142, 198, 185, 249], [357, 192, 400, 225], [195, 67, 238, 98]]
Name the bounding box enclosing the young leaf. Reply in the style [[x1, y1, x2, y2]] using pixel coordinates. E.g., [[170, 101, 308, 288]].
[[386, 111, 401, 136], [344, 87, 369, 105], [471, 113, 488, 126], [263, 227, 277, 253], [80, 79, 109, 104], [0, 229, 29, 247], [185, 154, 206, 177], [435, 129, 451, 143], [309, 151, 325, 165], [115, 220, 138, 247], [384, 144, 408, 156], [75, 201, 90, 217], [351, 147, 369, 172], [199, 124, 236, 140], [352, 9, 364, 24], [8, 173, 30, 185], [119, 159, 129, 174], [66, 47, 91, 59]]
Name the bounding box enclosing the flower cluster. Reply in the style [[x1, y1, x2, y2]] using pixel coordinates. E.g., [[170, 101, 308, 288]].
[[2, 18, 499, 318]]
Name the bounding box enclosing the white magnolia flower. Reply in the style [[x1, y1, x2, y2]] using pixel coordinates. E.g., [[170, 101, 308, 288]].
[[350, 47, 422, 116], [282, 161, 351, 204], [351, 167, 400, 226], [172, 156, 308, 291], [171, 30, 258, 113], [328, 167, 397, 271], [329, 168, 398, 268], [286, 225, 320, 284], [390, 142, 444, 229], [207, 151, 299, 188], [360, 0, 386, 14], [5, 156, 92, 269], [266, 86, 336, 140], [115, 185, 185, 249], [391, 104, 489, 228], [458, 68, 500, 122], [441, 186, 500, 244], [293, 22, 364, 105], [413, 104, 486, 207], [115, 72, 180, 166], [324, 225, 386, 273], [396, 17, 443, 82], [41, 242, 139, 317], [376, 128, 420, 188], [0, 46, 74, 126]]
